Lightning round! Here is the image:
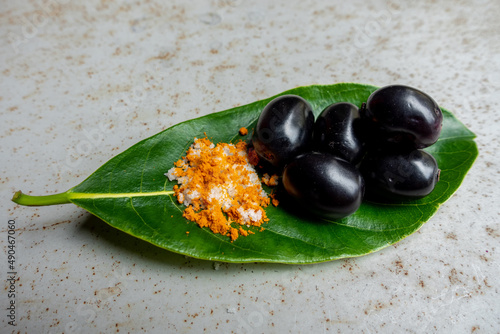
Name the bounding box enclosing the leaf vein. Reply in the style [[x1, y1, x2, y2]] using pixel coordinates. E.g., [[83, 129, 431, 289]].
[[129, 198, 158, 238]]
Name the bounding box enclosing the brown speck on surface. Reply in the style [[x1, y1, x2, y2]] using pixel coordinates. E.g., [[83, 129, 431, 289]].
[[446, 232, 457, 240], [147, 52, 174, 62], [485, 226, 499, 238], [448, 268, 464, 285]]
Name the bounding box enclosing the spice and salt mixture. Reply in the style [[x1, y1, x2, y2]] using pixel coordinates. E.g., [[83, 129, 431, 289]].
[[166, 136, 276, 241]]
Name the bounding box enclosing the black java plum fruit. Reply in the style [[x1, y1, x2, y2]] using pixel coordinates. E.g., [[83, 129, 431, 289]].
[[282, 152, 365, 220], [313, 102, 366, 164], [252, 95, 315, 169], [360, 149, 440, 201], [362, 85, 443, 149]]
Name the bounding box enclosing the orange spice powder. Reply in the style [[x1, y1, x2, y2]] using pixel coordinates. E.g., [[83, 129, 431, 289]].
[[261, 173, 279, 187], [239, 127, 248, 136], [166, 136, 277, 241]]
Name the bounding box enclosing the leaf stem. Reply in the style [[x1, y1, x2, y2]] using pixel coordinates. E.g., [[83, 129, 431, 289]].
[[11, 190, 71, 206], [11, 189, 176, 206]]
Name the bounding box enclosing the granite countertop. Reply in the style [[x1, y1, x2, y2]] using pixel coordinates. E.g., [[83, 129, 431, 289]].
[[1, 0, 499, 333]]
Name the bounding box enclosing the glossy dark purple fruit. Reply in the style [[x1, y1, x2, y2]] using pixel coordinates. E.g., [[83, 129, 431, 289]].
[[252, 95, 315, 169], [362, 85, 443, 149], [282, 152, 365, 220], [313, 102, 366, 164], [360, 149, 440, 200]]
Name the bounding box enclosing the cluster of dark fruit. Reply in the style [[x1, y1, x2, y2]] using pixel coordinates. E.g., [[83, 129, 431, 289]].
[[251, 85, 443, 220]]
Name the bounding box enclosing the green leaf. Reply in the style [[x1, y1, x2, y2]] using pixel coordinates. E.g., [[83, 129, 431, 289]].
[[12, 83, 478, 264]]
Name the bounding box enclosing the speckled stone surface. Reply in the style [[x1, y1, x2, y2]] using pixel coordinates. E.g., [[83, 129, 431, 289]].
[[1, 0, 499, 333]]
